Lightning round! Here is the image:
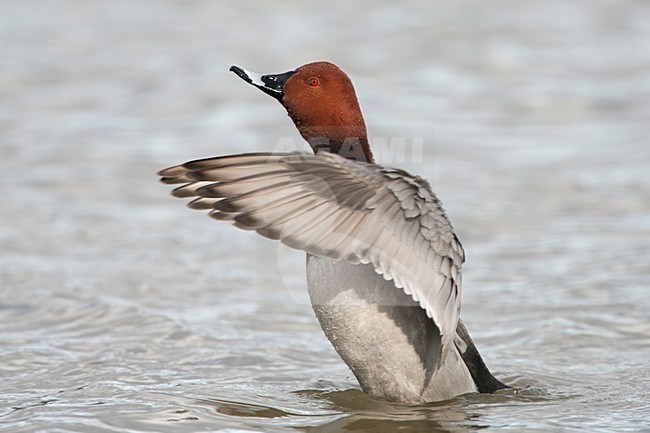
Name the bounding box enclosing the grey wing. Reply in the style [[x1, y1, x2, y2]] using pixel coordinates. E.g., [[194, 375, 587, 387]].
[[159, 151, 465, 354]]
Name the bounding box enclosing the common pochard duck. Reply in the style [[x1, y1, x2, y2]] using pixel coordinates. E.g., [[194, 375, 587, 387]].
[[159, 61, 508, 403]]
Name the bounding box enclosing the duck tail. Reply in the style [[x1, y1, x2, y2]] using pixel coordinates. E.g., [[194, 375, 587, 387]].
[[454, 319, 510, 393]]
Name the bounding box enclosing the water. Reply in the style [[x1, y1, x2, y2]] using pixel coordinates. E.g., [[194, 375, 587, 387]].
[[1, 0, 649, 431]]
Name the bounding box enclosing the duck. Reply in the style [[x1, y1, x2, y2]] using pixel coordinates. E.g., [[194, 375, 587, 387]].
[[159, 61, 509, 403]]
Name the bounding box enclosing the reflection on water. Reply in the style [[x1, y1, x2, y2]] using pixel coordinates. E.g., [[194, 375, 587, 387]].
[[1, 0, 649, 432], [197, 388, 556, 433]]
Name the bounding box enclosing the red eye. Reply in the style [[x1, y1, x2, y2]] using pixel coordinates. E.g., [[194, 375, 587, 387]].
[[308, 77, 319, 87]]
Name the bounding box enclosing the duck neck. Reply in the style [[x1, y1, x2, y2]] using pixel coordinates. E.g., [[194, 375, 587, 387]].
[[307, 132, 374, 164], [288, 112, 375, 164]]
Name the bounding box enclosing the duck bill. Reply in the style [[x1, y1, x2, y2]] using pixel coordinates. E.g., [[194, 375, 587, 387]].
[[230, 65, 297, 101]]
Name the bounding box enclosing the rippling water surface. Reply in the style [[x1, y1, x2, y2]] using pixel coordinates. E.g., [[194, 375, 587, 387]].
[[1, 1, 649, 432]]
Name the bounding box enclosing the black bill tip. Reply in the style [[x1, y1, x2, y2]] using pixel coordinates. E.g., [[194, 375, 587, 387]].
[[229, 65, 251, 84]]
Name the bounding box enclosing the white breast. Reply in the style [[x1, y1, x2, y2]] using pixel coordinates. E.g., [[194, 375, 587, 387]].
[[306, 254, 476, 403]]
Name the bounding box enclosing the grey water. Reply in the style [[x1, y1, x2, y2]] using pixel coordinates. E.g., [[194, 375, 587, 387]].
[[1, 1, 649, 432]]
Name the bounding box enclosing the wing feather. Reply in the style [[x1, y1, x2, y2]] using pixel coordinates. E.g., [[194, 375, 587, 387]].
[[159, 151, 465, 354]]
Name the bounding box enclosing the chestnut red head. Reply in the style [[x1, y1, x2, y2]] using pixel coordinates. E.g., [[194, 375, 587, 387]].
[[230, 62, 374, 163]]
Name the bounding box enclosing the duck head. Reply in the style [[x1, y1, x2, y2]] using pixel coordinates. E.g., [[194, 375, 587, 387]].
[[230, 62, 374, 163]]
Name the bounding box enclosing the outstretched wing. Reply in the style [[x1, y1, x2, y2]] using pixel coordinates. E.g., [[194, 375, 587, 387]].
[[159, 152, 465, 353]]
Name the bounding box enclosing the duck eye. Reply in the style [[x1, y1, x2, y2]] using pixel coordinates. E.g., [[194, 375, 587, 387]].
[[308, 77, 319, 87]]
